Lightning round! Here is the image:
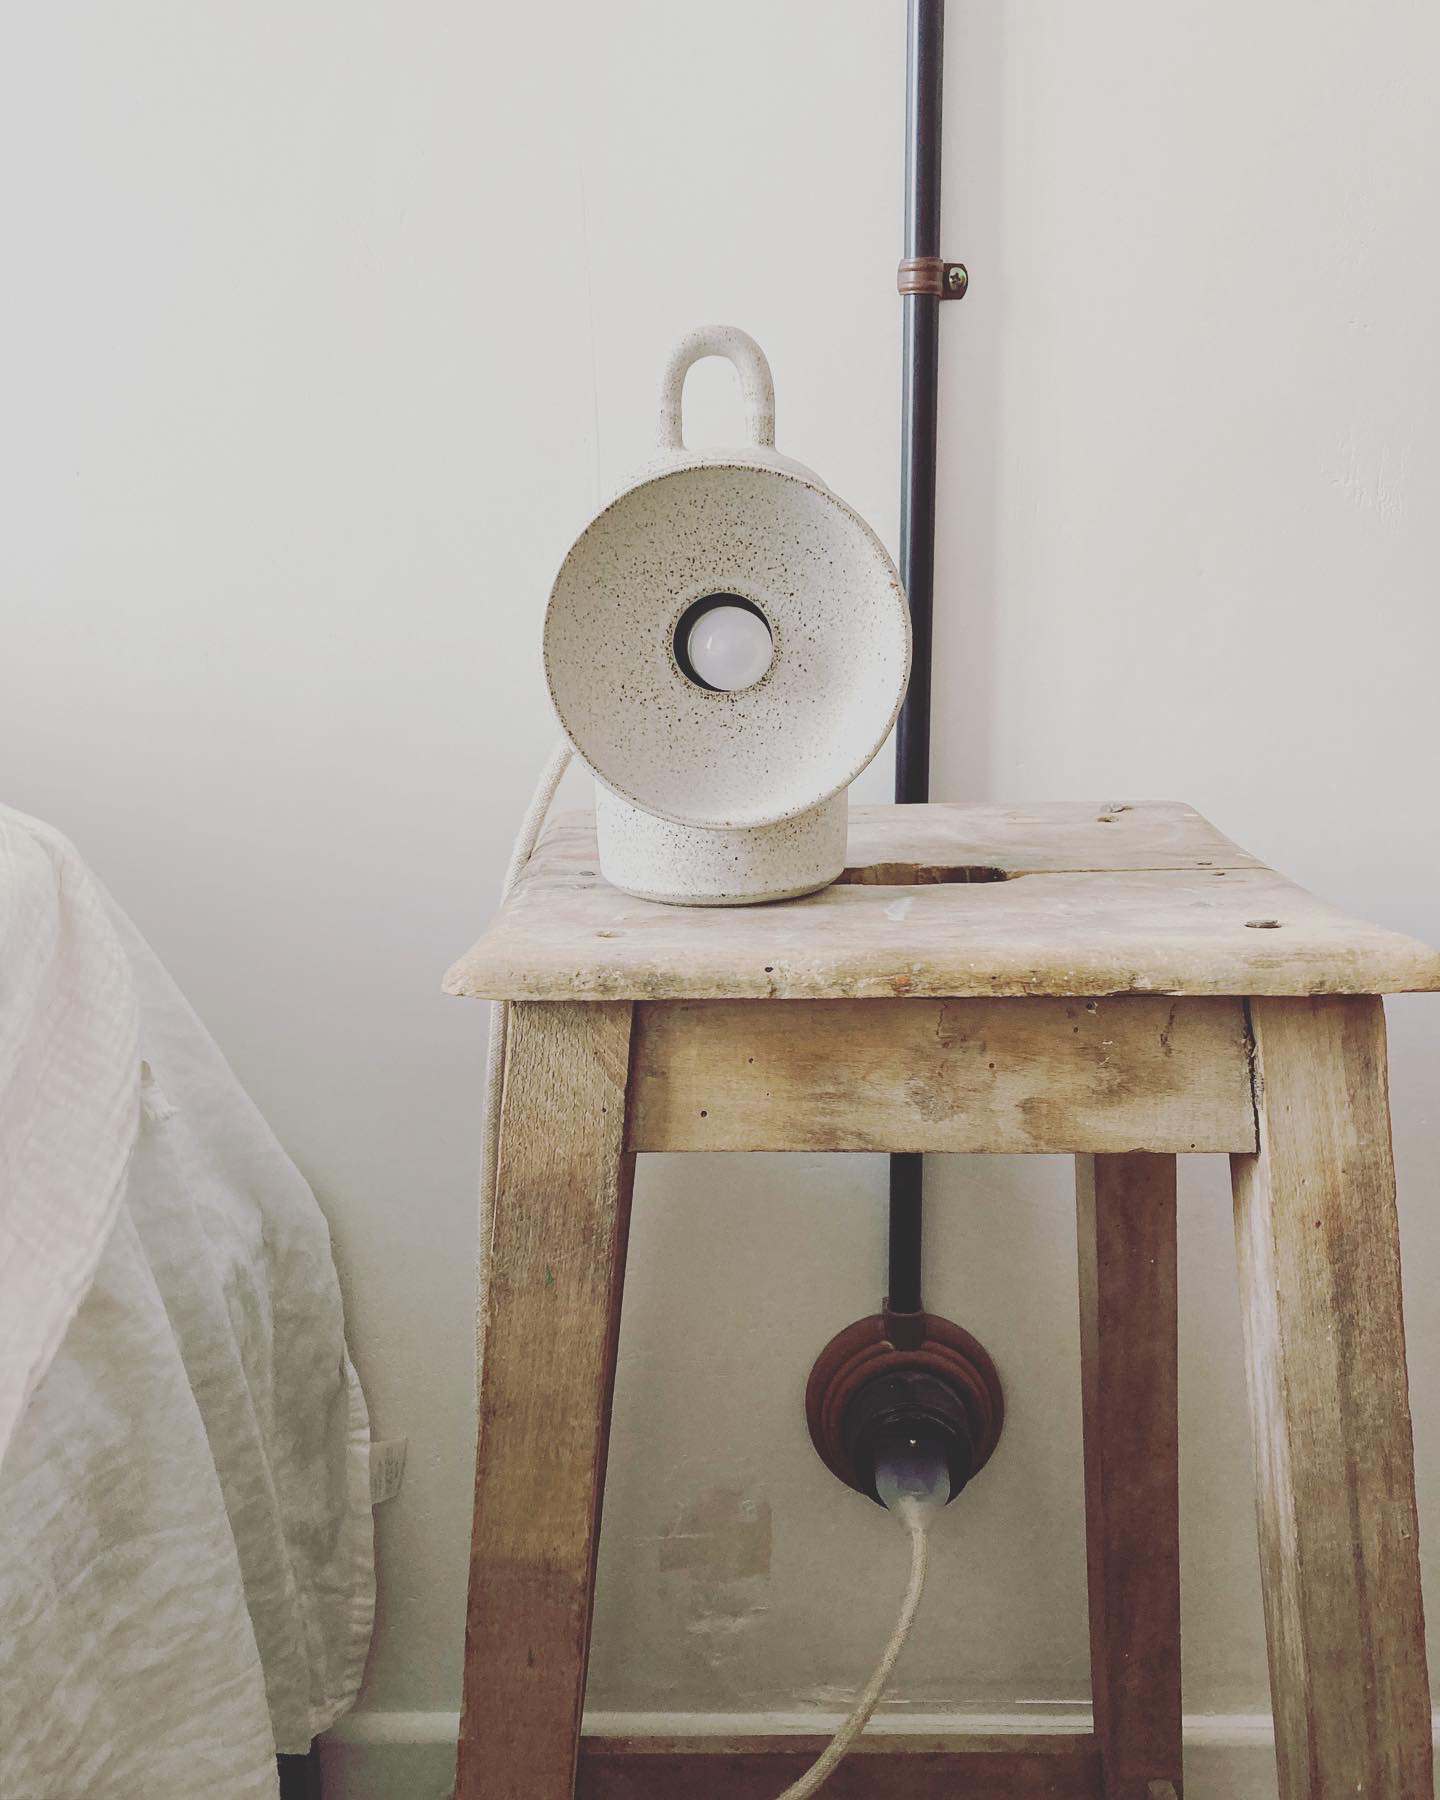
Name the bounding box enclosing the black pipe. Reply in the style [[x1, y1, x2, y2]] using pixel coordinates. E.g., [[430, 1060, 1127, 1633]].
[[887, 1154, 925, 1316], [888, 0, 945, 1321], [895, 0, 944, 808]]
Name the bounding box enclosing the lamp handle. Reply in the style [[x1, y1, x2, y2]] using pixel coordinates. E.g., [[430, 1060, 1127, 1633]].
[[658, 325, 776, 451]]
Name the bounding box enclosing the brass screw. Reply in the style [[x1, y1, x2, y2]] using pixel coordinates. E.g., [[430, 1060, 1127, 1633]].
[[946, 263, 969, 296]]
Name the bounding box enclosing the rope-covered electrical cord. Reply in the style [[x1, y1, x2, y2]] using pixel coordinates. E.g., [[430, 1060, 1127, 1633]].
[[475, 738, 573, 1394], [774, 1497, 932, 1799], [475, 746, 936, 1800]]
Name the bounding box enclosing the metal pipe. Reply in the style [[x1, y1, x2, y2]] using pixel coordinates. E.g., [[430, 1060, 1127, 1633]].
[[887, 1155, 925, 1316], [896, 0, 944, 808], [888, 0, 946, 1320]]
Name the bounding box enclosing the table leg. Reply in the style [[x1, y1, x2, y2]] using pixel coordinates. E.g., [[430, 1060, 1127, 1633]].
[[1231, 996, 1430, 1798], [457, 1001, 637, 1800], [1076, 1153, 1183, 1800]]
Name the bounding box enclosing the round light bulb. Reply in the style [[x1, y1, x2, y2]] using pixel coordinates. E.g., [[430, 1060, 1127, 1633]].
[[686, 604, 774, 692]]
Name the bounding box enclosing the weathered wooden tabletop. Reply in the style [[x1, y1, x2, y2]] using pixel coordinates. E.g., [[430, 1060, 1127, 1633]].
[[445, 802, 1440, 1002]]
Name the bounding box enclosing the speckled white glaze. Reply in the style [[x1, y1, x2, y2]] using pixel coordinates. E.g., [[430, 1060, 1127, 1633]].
[[544, 326, 909, 903], [595, 783, 848, 906]]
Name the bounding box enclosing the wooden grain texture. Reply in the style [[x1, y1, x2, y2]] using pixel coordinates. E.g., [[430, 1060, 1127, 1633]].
[[1076, 1155, 1182, 1800], [456, 1002, 636, 1800], [533, 800, 1263, 878], [444, 805, 1440, 1003], [577, 1732, 1102, 1798], [1231, 996, 1431, 1799], [628, 997, 1256, 1153]]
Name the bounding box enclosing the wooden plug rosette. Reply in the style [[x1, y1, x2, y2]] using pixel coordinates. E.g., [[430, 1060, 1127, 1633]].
[[806, 1309, 1004, 1504]]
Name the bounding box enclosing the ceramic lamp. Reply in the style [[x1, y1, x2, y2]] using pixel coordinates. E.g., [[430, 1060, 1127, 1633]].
[[543, 325, 910, 904]]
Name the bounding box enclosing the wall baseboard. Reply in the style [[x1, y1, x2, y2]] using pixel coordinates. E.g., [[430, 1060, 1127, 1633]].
[[318, 1707, 1307, 1800]]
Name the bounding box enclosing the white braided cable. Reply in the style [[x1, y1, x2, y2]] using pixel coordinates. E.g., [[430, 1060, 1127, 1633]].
[[775, 1500, 932, 1799], [476, 738, 574, 1392], [474, 744, 936, 1800]]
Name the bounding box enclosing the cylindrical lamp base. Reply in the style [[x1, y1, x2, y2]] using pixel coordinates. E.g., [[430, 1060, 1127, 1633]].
[[595, 783, 848, 906]]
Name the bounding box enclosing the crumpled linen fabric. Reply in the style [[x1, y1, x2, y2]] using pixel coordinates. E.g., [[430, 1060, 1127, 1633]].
[[0, 806, 374, 1799]]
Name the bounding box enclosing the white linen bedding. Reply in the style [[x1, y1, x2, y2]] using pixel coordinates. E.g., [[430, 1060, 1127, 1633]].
[[0, 806, 374, 1798]]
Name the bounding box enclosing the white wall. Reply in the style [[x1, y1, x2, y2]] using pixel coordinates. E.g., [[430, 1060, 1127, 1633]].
[[5, 0, 1439, 1757]]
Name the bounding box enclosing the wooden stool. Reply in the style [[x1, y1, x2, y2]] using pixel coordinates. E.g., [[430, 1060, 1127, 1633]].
[[445, 801, 1440, 1800]]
